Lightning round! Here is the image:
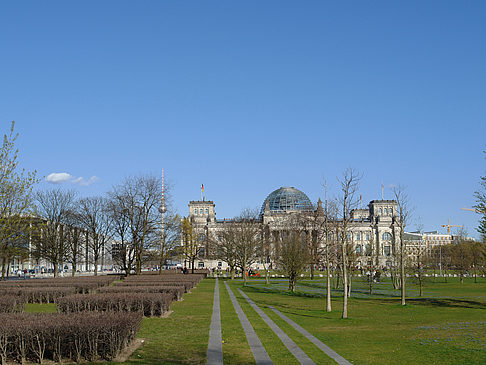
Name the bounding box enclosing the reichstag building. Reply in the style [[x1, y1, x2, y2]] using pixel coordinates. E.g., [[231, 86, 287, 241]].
[[187, 186, 400, 270]]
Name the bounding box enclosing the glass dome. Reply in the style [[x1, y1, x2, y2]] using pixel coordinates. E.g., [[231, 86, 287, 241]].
[[260, 187, 314, 215]]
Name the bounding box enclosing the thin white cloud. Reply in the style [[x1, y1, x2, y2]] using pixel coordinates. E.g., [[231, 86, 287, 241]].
[[79, 176, 99, 186], [46, 172, 99, 186], [46, 172, 73, 184]]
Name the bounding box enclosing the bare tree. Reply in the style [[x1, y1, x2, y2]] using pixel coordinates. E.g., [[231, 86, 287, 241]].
[[259, 225, 272, 285], [106, 194, 135, 276], [337, 168, 361, 319], [77, 197, 112, 276], [64, 210, 85, 277], [233, 209, 261, 286], [180, 217, 199, 273], [449, 240, 475, 283], [34, 189, 76, 277], [0, 122, 39, 280], [158, 214, 181, 269], [323, 196, 338, 312], [273, 230, 310, 292], [211, 221, 239, 279], [474, 150, 486, 241], [109, 175, 162, 275], [392, 185, 411, 306]]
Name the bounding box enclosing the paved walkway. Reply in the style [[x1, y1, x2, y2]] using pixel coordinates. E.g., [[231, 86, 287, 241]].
[[207, 278, 223, 365], [268, 306, 352, 365], [224, 282, 273, 365], [238, 289, 315, 365]]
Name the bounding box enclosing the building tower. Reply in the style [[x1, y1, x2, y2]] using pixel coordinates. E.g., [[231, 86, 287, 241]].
[[158, 169, 167, 273]]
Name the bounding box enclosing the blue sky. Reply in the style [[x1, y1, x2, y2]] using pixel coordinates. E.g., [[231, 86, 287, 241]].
[[1, 1, 485, 237]]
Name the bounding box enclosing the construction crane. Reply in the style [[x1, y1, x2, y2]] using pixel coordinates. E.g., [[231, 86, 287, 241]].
[[441, 218, 463, 235], [461, 207, 482, 213]]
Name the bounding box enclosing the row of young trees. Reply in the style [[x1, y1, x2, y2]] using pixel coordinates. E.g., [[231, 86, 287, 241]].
[[0, 122, 180, 280], [27, 175, 180, 278], [193, 168, 411, 318]]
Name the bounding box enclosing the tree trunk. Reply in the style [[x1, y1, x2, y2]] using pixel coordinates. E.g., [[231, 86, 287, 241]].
[[71, 262, 76, 277], [369, 269, 373, 295], [243, 265, 248, 286], [1, 256, 6, 281], [400, 246, 406, 305], [347, 271, 352, 298], [94, 257, 99, 276], [191, 258, 195, 274], [326, 268, 332, 312], [53, 262, 58, 278], [289, 274, 296, 292], [310, 264, 314, 280], [342, 246, 348, 319], [230, 267, 235, 280]]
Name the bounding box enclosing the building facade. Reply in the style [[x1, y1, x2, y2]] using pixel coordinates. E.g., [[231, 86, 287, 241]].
[[184, 186, 402, 270]]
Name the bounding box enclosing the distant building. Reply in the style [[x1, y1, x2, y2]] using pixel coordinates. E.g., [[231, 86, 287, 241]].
[[184, 186, 403, 270]]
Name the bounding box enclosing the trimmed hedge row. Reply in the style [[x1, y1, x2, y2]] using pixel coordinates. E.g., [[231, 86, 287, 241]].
[[0, 277, 116, 294], [57, 293, 173, 317], [0, 287, 77, 304], [0, 296, 24, 313], [125, 273, 204, 283], [98, 286, 185, 301], [114, 281, 194, 292], [0, 312, 141, 364]]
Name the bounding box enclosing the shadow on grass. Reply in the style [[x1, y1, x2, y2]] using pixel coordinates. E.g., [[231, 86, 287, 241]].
[[406, 297, 486, 309]]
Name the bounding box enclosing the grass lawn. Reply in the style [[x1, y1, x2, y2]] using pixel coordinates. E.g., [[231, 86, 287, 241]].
[[117, 278, 214, 365], [25, 303, 57, 313], [232, 276, 486, 365]]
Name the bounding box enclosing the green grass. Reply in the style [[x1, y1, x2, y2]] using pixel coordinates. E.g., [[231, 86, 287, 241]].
[[22, 276, 486, 364], [117, 279, 214, 365], [25, 303, 57, 313], [228, 276, 486, 365]]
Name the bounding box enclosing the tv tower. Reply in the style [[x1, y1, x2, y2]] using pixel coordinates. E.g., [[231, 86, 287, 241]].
[[158, 169, 167, 274]]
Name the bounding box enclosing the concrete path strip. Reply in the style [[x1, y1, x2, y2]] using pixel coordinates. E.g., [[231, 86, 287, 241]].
[[207, 278, 223, 365], [237, 289, 315, 365], [268, 306, 352, 365], [224, 282, 273, 365]]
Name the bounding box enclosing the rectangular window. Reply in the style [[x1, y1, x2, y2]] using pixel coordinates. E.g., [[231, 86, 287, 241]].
[[198, 262, 204, 268]]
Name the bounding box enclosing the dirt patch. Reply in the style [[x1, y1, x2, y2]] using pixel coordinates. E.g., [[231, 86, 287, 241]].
[[113, 338, 146, 362]]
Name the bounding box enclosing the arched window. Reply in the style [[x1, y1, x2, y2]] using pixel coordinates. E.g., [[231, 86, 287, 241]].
[[205, 208, 209, 214], [365, 244, 371, 256], [356, 245, 362, 254], [356, 233, 361, 241], [379, 208, 383, 214], [200, 209, 203, 214], [366, 232, 370, 240], [382, 232, 392, 241], [384, 208, 388, 214], [384, 246, 391, 256], [194, 209, 198, 215], [389, 208, 393, 214]]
